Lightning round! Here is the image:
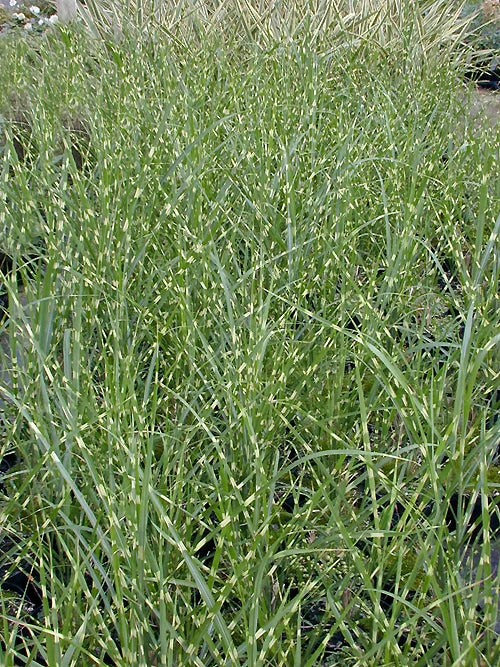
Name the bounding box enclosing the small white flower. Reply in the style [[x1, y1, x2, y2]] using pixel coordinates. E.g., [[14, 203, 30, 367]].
[[13, 12, 26, 20], [38, 18, 44, 25], [48, 14, 59, 24], [30, 5, 40, 14], [24, 22, 33, 30], [9, 1, 18, 7]]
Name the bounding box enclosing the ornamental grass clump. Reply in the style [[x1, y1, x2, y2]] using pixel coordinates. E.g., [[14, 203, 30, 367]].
[[79, 0, 474, 53], [0, 6, 499, 666]]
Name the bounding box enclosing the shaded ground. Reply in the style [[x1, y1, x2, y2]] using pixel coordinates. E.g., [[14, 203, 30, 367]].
[[469, 87, 500, 127]]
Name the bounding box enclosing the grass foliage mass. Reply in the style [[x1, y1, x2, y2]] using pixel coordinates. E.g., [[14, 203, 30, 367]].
[[0, 2, 499, 665]]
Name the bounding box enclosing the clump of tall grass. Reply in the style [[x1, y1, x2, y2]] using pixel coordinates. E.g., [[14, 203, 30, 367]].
[[78, 0, 474, 52], [0, 8, 499, 667]]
